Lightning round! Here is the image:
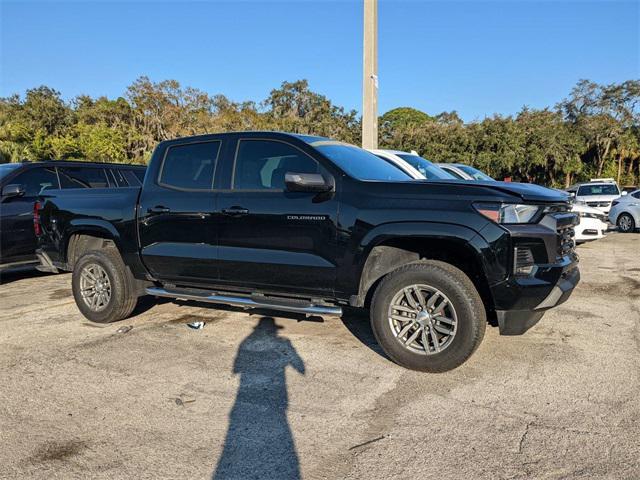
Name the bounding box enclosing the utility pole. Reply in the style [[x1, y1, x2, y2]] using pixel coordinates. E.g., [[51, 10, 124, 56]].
[[362, 0, 378, 149]]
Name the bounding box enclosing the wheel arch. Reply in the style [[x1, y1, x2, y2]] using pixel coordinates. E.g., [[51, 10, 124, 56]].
[[354, 223, 496, 315], [64, 221, 122, 269], [616, 210, 637, 230]]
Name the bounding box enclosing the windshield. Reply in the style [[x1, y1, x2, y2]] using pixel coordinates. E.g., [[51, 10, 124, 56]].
[[311, 142, 412, 181], [441, 166, 466, 180], [396, 154, 454, 180], [457, 165, 494, 181], [0, 163, 22, 181], [577, 184, 619, 196]]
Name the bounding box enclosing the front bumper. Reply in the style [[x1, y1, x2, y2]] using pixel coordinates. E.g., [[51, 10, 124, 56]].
[[574, 217, 607, 242], [490, 211, 580, 335], [495, 265, 580, 335]]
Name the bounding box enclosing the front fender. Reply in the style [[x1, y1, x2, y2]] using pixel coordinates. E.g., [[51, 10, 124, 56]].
[[338, 221, 507, 300]]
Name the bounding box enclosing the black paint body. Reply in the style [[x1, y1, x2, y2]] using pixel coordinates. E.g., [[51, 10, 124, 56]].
[[0, 161, 145, 268], [37, 132, 580, 333]]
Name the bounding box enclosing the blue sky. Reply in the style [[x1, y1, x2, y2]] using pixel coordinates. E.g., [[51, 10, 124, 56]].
[[1, 0, 638, 121]]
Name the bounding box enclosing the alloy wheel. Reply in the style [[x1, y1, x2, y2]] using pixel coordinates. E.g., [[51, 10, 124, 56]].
[[618, 214, 634, 232], [387, 284, 458, 355], [79, 263, 112, 312]]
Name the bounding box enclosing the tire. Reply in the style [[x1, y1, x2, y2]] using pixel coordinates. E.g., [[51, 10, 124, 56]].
[[617, 213, 635, 233], [370, 261, 486, 372], [72, 248, 138, 323]]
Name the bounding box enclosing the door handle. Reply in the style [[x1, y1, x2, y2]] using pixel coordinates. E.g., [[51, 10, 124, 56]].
[[222, 206, 249, 216], [148, 206, 171, 214]]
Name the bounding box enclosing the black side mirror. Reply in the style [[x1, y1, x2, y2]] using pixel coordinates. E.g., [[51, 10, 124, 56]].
[[1, 184, 25, 199], [285, 172, 333, 193]]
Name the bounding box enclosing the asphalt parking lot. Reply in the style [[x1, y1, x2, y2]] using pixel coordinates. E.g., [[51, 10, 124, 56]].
[[1, 233, 638, 479]]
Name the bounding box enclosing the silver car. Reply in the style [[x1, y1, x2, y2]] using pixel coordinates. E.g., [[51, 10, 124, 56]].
[[608, 189, 640, 232]]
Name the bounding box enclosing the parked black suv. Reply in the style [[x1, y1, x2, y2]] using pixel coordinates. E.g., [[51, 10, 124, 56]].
[[36, 133, 579, 371], [0, 161, 145, 271]]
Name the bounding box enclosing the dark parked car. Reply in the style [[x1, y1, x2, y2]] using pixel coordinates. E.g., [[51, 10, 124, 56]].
[[36, 132, 579, 372], [0, 161, 145, 271]]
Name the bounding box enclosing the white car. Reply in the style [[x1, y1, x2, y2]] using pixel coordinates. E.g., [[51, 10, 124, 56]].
[[572, 202, 608, 243], [608, 189, 640, 233], [567, 180, 622, 214], [367, 149, 455, 180], [436, 163, 494, 181]]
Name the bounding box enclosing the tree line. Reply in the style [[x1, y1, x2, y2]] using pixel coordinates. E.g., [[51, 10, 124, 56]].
[[1, 77, 638, 188]]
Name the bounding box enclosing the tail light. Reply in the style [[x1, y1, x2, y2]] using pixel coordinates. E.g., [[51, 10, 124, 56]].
[[33, 201, 42, 236]]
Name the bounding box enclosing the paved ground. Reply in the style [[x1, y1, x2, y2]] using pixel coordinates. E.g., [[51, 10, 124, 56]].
[[0, 233, 638, 479]]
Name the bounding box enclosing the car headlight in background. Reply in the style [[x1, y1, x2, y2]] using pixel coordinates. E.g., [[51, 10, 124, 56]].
[[474, 203, 542, 224]]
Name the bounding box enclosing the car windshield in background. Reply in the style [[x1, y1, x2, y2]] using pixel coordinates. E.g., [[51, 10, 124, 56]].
[[577, 184, 619, 196], [0, 163, 22, 180], [311, 142, 412, 181], [396, 154, 453, 180], [457, 165, 494, 181]]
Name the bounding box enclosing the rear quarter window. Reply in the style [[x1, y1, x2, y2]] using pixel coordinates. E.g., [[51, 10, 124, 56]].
[[122, 169, 143, 186]]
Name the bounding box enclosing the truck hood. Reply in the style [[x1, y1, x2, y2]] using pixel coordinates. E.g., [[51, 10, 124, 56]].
[[430, 180, 570, 203]]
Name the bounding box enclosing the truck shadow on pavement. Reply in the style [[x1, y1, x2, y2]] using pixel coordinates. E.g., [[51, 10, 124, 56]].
[[0, 266, 52, 285], [213, 316, 306, 480]]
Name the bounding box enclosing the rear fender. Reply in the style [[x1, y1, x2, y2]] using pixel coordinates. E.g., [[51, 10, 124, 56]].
[[63, 220, 122, 266]]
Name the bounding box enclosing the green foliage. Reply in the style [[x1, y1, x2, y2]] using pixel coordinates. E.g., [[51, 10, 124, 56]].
[[379, 80, 639, 187], [0, 78, 638, 187], [263, 80, 360, 144]]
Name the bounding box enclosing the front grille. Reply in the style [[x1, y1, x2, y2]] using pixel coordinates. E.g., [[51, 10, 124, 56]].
[[586, 201, 610, 208], [557, 225, 576, 257]]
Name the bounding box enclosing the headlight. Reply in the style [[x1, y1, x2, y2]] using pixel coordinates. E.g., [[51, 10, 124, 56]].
[[474, 203, 542, 224]]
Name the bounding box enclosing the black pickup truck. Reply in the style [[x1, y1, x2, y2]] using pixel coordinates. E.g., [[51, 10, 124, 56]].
[[36, 132, 579, 372]]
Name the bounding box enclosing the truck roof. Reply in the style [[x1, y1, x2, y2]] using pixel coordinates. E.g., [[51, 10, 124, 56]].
[[5, 160, 146, 168], [157, 131, 331, 146]]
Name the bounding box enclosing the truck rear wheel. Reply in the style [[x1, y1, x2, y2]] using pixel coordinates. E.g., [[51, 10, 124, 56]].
[[370, 261, 486, 372], [72, 248, 138, 323]]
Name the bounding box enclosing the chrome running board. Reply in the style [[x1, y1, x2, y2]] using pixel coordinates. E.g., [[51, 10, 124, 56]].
[[146, 286, 343, 317]]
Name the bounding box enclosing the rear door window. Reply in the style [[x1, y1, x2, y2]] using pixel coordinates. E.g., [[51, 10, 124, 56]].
[[159, 142, 220, 190], [58, 167, 109, 188]]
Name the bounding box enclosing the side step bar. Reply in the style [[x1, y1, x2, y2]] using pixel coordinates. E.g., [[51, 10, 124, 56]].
[[146, 286, 343, 317]]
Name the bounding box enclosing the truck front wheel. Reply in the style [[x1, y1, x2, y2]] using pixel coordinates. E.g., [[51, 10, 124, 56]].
[[72, 248, 138, 323], [370, 261, 486, 372]]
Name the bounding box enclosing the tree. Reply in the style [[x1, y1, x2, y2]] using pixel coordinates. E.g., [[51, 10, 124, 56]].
[[0, 78, 637, 188], [559, 79, 640, 177], [263, 80, 360, 144]]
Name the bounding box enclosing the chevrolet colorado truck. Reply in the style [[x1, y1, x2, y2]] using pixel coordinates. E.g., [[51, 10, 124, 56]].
[[36, 132, 580, 372]]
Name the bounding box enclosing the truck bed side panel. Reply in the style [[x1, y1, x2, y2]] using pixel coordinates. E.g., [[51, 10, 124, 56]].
[[38, 187, 147, 277]]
